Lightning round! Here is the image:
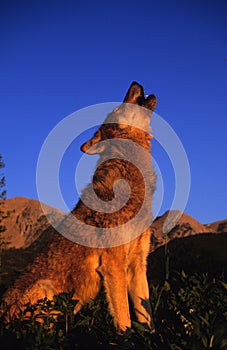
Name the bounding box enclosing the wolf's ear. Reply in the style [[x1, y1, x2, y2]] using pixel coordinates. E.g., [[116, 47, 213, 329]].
[[142, 94, 157, 111], [123, 81, 145, 104], [80, 130, 105, 154]]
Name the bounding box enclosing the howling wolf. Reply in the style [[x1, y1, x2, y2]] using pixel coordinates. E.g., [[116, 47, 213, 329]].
[[2, 82, 157, 333]]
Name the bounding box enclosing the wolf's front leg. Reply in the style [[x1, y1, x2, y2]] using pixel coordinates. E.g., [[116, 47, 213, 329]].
[[98, 254, 131, 334], [127, 262, 155, 332]]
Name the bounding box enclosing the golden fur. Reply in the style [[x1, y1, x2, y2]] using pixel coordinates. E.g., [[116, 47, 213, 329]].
[[2, 82, 157, 333]]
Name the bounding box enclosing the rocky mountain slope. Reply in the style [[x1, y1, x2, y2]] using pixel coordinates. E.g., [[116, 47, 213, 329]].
[[150, 210, 216, 251], [205, 219, 227, 233], [0, 197, 64, 249]]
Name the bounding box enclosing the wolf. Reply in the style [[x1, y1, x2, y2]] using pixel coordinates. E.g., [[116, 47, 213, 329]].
[[2, 82, 157, 334]]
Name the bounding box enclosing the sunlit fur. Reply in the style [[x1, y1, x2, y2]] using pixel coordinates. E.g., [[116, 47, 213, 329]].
[[2, 82, 157, 333]]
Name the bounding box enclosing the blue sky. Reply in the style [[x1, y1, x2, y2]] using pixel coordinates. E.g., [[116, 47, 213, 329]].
[[0, 0, 226, 223]]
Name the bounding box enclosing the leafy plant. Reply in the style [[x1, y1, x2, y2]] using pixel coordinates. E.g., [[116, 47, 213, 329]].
[[0, 272, 226, 349]]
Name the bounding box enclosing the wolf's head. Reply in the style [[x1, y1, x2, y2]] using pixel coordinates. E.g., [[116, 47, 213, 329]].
[[80, 82, 157, 155]]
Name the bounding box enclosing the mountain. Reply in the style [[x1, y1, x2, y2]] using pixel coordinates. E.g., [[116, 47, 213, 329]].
[[0, 197, 226, 289], [0, 197, 226, 251], [150, 210, 217, 251], [205, 219, 227, 233], [0, 197, 64, 249]]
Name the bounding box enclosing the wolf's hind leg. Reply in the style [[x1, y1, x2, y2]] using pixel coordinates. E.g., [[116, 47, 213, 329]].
[[2, 278, 59, 320], [72, 257, 101, 315]]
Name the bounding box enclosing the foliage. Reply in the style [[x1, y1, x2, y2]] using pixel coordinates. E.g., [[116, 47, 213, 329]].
[[0, 154, 7, 286], [0, 154, 6, 200], [1, 233, 227, 348], [0, 272, 227, 350], [0, 154, 6, 235]]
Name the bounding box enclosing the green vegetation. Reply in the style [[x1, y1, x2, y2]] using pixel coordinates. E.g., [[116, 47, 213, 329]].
[[0, 272, 226, 349], [1, 233, 227, 349]]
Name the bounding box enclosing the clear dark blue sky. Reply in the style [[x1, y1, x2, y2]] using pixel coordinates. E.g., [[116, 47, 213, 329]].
[[0, 0, 226, 223]]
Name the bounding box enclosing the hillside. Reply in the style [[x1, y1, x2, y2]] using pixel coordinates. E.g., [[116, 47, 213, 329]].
[[150, 210, 217, 251], [0, 197, 64, 248], [205, 219, 227, 233], [148, 232, 227, 284]]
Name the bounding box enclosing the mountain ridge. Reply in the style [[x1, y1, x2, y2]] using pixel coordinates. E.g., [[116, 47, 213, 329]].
[[0, 197, 226, 251]]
